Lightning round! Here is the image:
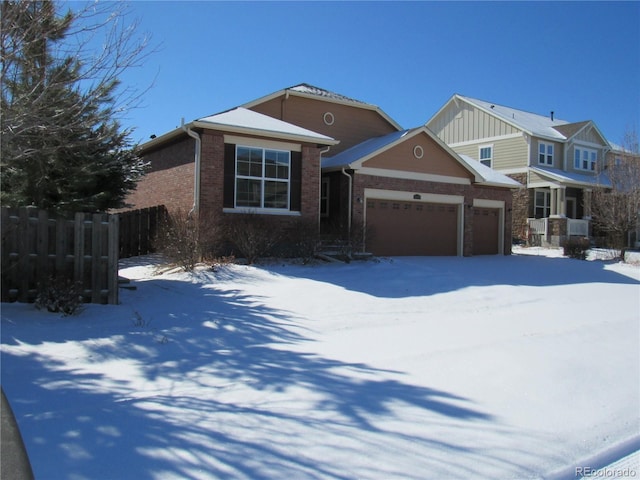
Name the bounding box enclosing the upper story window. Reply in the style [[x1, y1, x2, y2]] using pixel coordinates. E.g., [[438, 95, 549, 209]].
[[479, 145, 493, 167], [538, 142, 554, 166], [574, 147, 597, 171], [236, 146, 290, 209]]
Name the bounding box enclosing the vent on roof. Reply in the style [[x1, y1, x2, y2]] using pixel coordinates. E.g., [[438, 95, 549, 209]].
[[551, 111, 554, 121]]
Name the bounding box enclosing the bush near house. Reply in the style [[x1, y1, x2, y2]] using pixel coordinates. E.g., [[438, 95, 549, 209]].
[[563, 237, 590, 260]]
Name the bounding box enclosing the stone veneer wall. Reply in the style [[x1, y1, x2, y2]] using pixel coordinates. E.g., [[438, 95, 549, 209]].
[[507, 173, 529, 243]]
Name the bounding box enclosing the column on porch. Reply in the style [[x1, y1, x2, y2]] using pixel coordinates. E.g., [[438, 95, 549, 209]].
[[550, 186, 566, 217]]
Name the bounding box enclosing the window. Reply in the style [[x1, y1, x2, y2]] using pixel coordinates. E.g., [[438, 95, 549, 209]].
[[538, 142, 554, 165], [479, 145, 493, 167], [320, 178, 330, 217], [236, 146, 290, 209], [534, 190, 550, 218], [574, 147, 597, 171]]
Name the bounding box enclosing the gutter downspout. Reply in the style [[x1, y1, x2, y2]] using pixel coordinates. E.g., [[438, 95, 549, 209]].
[[341, 167, 353, 237], [181, 118, 202, 217]]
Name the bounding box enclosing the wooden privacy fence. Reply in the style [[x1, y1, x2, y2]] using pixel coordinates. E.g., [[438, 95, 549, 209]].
[[118, 205, 167, 259], [1, 207, 119, 305]]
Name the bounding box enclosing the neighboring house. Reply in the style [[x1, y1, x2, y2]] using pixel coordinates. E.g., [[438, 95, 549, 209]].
[[125, 84, 519, 256], [427, 94, 612, 246], [606, 142, 640, 248]]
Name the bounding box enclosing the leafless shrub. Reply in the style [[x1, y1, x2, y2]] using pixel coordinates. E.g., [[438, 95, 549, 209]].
[[35, 275, 84, 315], [154, 209, 222, 271]]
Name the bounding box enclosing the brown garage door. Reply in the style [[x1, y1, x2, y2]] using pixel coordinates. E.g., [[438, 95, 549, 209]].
[[366, 199, 458, 256], [472, 208, 500, 255]]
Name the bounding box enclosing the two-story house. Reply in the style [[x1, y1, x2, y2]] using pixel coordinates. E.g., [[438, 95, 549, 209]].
[[426, 94, 612, 246]]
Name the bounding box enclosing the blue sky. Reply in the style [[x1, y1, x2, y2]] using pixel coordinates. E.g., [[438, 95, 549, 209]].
[[108, 1, 639, 146]]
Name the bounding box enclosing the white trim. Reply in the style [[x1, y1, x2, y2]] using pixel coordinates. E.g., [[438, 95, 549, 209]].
[[413, 145, 424, 159], [358, 167, 471, 185], [364, 188, 464, 205], [572, 139, 606, 149], [194, 121, 338, 146], [473, 199, 504, 209], [479, 144, 493, 167], [323, 112, 335, 126], [223, 208, 301, 216], [538, 141, 554, 166], [224, 135, 301, 152], [447, 132, 522, 148]]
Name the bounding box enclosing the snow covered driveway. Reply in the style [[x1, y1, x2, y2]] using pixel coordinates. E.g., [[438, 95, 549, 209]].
[[1, 249, 638, 479]]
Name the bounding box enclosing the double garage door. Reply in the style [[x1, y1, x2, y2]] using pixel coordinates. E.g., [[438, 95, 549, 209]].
[[366, 199, 500, 256]]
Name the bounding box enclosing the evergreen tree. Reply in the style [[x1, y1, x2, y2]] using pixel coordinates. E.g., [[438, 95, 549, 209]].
[[1, 0, 147, 212]]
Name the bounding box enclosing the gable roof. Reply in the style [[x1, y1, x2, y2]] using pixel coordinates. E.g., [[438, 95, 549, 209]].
[[322, 127, 521, 188], [457, 155, 522, 188], [142, 107, 338, 152], [552, 121, 591, 139], [243, 83, 403, 131], [430, 94, 612, 147], [453, 95, 570, 141], [194, 107, 338, 144]]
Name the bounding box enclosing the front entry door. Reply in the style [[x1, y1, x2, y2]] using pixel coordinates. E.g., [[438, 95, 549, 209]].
[[566, 197, 577, 219]]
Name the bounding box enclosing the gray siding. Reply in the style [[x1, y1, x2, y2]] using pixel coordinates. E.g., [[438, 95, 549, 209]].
[[451, 136, 529, 171]]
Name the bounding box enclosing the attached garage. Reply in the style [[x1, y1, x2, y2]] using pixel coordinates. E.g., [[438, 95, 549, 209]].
[[365, 195, 461, 256], [322, 126, 519, 257], [472, 207, 500, 255]]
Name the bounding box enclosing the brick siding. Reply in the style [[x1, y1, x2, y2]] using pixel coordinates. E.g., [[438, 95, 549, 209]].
[[123, 136, 195, 213]]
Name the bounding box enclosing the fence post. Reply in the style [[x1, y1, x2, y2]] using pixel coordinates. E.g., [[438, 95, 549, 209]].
[[108, 214, 119, 305]]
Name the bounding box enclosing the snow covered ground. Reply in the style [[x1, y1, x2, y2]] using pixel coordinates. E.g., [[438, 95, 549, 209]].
[[1, 247, 639, 479]]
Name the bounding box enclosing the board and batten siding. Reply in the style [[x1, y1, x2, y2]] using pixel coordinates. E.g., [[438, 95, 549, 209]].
[[575, 125, 604, 145], [430, 103, 520, 145], [450, 135, 529, 171]]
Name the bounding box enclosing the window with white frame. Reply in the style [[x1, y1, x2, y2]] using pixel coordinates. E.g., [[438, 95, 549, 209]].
[[574, 147, 597, 171], [538, 142, 554, 165], [235, 146, 290, 209], [534, 190, 551, 218], [479, 145, 493, 167]]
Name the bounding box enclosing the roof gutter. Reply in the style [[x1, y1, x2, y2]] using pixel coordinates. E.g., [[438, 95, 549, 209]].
[[181, 118, 202, 217]]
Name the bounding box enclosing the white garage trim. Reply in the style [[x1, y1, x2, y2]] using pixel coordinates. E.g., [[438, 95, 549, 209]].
[[364, 188, 464, 205], [359, 167, 471, 185], [364, 188, 464, 256], [473, 199, 504, 209]]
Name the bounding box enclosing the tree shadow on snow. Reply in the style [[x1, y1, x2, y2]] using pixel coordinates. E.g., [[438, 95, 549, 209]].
[[0, 273, 541, 480]]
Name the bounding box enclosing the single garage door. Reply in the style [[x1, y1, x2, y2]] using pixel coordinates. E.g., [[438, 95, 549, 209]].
[[472, 207, 500, 255], [366, 199, 458, 256]]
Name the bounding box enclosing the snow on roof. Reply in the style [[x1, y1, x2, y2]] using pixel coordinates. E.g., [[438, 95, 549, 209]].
[[322, 130, 412, 169], [288, 83, 369, 106], [197, 107, 337, 144], [459, 95, 570, 141], [323, 129, 520, 188], [457, 155, 522, 188], [531, 165, 611, 188]]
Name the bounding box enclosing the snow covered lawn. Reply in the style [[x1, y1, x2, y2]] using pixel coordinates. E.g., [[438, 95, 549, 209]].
[[1, 248, 639, 479]]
